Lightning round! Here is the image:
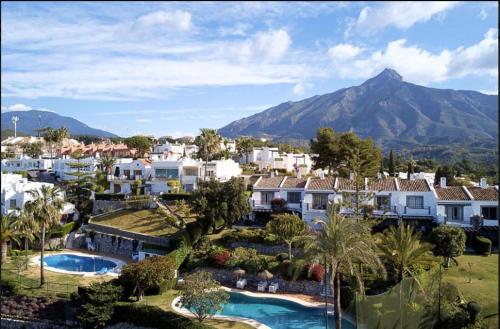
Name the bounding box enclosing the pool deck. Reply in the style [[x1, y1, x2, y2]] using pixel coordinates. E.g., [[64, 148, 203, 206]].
[[30, 250, 126, 277]]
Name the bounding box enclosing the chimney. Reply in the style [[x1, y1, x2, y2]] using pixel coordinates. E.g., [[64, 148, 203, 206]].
[[440, 177, 446, 188], [319, 170, 325, 180], [297, 170, 302, 179], [480, 178, 488, 189]]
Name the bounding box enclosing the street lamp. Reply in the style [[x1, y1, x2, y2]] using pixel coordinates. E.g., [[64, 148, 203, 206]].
[[11, 116, 19, 138]]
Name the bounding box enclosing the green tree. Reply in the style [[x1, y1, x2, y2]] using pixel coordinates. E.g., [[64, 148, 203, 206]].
[[120, 256, 176, 301], [55, 126, 70, 156], [1, 213, 20, 264], [407, 159, 416, 179], [180, 270, 229, 323], [72, 281, 122, 329], [124, 135, 152, 158], [236, 136, 254, 164], [430, 225, 466, 268], [191, 178, 250, 232], [43, 127, 58, 160], [434, 165, 456, 186], [265, 213, 307, 260], [167, 178, 182, 193], [376, 224, 435, 283], [310, 128, 341, 174], [13, 210, 38, 269], [379, 158, 385, 175], [65, 151, 94, 214], [25, 185, 64, 285], [195, 128, 222, 179], [21, 141, 44, 158], [98, 155, 116, 175], [388, 149, 396, 177], [305, 207, 386, 329]]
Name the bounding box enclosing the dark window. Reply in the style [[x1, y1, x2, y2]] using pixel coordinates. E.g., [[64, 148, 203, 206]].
[[407, 196, 424, 209], [9, 199, 16, 209], [312, 194, 329, 210], [376, 196, 390, 210], [261, 192, 275, 205], [481, 207, 497, 220], [287, 192, 301, 204]]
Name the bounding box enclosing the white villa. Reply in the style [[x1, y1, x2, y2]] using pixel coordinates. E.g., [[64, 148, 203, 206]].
[[241, 146, 313, 173], [1, 156, 53, 172], [1, 173, 74, 217], [52, 156, 100, 181]]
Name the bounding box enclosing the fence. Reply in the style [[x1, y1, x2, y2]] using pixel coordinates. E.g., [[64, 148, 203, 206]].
[[1, 268, 79, 299]]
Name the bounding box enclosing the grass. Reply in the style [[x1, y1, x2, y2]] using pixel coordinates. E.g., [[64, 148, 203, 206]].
[[93, 209, 179, 237], [143, 290, 254, 329], [443, 253, 498, 328]]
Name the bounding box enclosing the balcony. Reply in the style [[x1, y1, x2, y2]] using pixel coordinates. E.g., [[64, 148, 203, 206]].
[[402, 206, 432, 217], [251, 199, 272, 209], [303, 202, 327, 212]]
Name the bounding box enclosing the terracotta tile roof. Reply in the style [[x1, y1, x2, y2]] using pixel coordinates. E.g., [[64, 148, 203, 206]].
[[368, 178, 397, 191], [468, 187, 498, 201], [307, 176, 335, 190], [282, 177, 308, 189], [336, 177, 356, 190], [435, 186, 471, 201], [398, 179, 430, 192], [255, 176, 285, 189]]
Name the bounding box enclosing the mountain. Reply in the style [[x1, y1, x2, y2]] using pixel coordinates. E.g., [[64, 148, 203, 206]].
[[1, 110, 118, 138], [219, 68, 498, 162]]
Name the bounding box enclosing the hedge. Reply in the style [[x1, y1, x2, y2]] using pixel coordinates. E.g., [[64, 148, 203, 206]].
[[185, 222, 203, 244], [474, 236, 492, 256], [62, 220, 81, 236], [161, 193, 191, 201], [111, 303, 213, 329], [95, 193, 126, 201]]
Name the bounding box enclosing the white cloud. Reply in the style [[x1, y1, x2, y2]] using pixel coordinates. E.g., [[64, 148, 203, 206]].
[[219, 23, 251, 37], [136, 10, 192, 31], [350, 2, 460, 35], [328, 44, 364, 61], [7, 103, 32, 111], [232, 29, 292, 62], [330, 28, 498, 85], [478, 89, 498, 95], [292, 81, 313, 95], [135, 118, 152, 123], [478, 8, 488, 20]]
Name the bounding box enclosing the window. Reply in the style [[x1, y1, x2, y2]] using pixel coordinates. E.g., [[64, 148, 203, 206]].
[[124, 169, 130, 179], [312, 194, 329, 210], [9, 199, 16, 209], [184, 184, 194, 192], [261, 192, 275, 205], [407, 196, 424, 209], [376, 196, 390, 210], [184, 167, 198, 176], [114, 184, 121, 193], [155, 169, 167, 177], [166, 169, 179, 179], [287, 192, 301, 204], [446, 206, 464, 221], [481, 207, 497, 220]]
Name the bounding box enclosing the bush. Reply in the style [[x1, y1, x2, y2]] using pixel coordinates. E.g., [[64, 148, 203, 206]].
[[61, 220, 81, 236], [305, 264, 325, 282], [210, 250, 231, 268], [185, 222, 204, 245], [340, 286, 355, 309], [270, 198, 287, 212], [280, 259, 306, 281], [473, 236, 492, 256], [161, 193, 191, 201], [467, 301, 482, 324], [276, 253, 289, 262], [8, 249, 33, 257], [266, 260, 280, 274], [430, 225, 466, 267], [94, 193, 125, 201], [111, 303, 212, 329]]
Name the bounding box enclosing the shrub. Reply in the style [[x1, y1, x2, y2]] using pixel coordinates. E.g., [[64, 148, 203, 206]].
[[276, 253, 289, 262], [467, 301, 482, 324], [305, 264, 325, 282], [280, 259, 305, 281], [8, 249, 33, 257], [61, 220, 81, 236], [430, 225, 466, 267], [266, 260, 280, 274], [340, 286, 355, 309], [94, 193, 125, 201], [270, 198, 287, 212], [441, 282, 461, 303], [186, 222, 203, 245], [473, 236, 492, 256], [161, 193, 191, 201], [210, 250, 231, 268]]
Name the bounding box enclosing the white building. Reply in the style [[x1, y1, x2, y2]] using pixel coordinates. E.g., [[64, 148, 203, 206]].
[[199, 159, 242, 182], [108, 159, 152, 194], [1, 173, 74, 217], [152, 142, 198, 159], [147, 158, 200, 193], [1, 157, 52, 172], [241, 147, 312, 173], [52, 157, 100, 181]]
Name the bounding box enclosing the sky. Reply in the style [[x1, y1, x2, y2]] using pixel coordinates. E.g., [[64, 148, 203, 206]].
[[1, 1, 498, 138]]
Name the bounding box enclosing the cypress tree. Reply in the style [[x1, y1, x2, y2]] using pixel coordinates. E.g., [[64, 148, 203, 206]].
[[388, 150, 396, 177]]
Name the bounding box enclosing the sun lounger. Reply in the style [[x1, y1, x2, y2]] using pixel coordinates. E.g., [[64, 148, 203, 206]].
[[268, 282, 279, 293], [236, 278, 247, 289], [257, 281, 268, 292]]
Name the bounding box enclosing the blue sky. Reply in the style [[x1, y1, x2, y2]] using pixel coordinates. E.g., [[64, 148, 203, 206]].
[[1, 1, 498, 137]]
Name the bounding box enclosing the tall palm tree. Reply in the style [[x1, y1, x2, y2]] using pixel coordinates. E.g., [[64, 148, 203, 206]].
[[99, 155, 116, 175], [376, 224, 435, 284], [1, 213, 20, 264], [195, 129, 222, 180], [13, 210, 39, 269], [55, 127, 70, 157], [43, 128, 57, 160], [305, 206, 386, 329], [25, 186, 63, 285]]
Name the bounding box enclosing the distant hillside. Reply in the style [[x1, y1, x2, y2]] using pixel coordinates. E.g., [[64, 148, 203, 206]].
[[219, 69, 498, 163], [1, 110, 118, 138], [1, 129, 29, 141]]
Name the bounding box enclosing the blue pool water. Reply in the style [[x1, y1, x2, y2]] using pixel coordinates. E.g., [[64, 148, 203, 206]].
[[44, 254, 117, 273], [198, 292, 355, 329]]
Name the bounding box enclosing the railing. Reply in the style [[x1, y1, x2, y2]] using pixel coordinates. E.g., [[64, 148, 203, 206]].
[[403, 206, 432, 216]]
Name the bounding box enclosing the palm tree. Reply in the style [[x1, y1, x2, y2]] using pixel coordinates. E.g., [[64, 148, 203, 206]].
[[13, 210, 38, 269], [305, 206, 386, 329], [55, 127, 70, 157], [25, 186, 63, 285], [195, 129, 222, 180], [376, 224, 435, 284], [43, 128, 57, 160], [1, 213, 20, 264], [99, 155, 116, 175]]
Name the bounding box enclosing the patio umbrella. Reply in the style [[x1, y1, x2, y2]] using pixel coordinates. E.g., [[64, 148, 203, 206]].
[[257, 269, 273, 281], [233, 268, 246, 280]]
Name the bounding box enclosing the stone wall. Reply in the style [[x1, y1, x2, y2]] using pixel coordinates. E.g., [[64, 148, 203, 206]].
[[89, 232, 143, 259], [227, 242, 301, 257], [92, 200, 129, 215], [1, 318, 77, 329], [197, 267, 322, 296]]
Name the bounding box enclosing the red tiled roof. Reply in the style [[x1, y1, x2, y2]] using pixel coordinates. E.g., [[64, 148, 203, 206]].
[[307, 176, 335, 190], [255, 176, 285, 189], [468, 187, 498, 201], [435, 186, 471, 201], [282, 177, 308, 189], [398, 179, 430, 192], [336, 177, 356, 190], [368, 178, 397, 191]]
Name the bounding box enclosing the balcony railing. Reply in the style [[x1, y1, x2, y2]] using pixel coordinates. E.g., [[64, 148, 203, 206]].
[[403, 206, 432, 216]]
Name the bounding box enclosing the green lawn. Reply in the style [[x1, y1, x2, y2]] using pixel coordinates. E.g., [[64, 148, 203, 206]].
[[143, 290, 254, 329], [93, 209, 179, 237], [443, 254, 498, 328]]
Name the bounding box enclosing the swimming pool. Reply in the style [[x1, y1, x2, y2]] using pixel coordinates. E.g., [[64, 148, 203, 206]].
[[178, 290, 356, 329], [35, 253, 123, 276]]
